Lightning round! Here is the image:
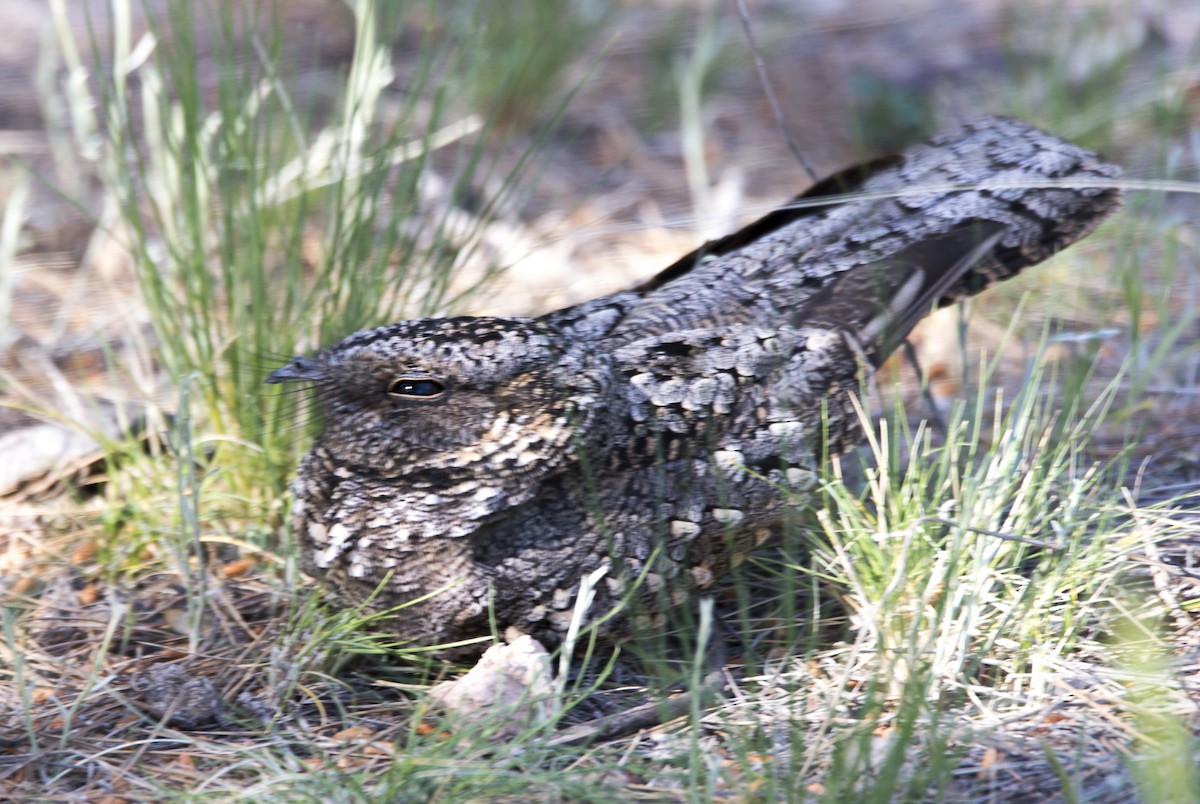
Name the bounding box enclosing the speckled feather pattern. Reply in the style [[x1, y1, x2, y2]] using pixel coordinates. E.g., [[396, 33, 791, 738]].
[[270, 117, 1121, 649]]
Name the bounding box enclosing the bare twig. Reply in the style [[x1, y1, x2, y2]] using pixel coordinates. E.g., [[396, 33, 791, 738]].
[[731, 0, 817, 182], [915, 516, 1064, 552]]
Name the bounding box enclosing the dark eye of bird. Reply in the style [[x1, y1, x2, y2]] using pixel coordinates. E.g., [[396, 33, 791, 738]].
[[387, 377, 446, 398]]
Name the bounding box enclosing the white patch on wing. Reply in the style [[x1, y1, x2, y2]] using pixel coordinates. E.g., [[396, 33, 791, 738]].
[[314, 522, 353, 568], [786, 467, 816, 489], [670, 520, 701, 539], [769, 421, 804, 441], [713, 449, 745, 478]]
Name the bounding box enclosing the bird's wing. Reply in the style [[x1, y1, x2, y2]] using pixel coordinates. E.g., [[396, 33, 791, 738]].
[[545, 116, 1120, 355], [793, 220, 1006, 366]]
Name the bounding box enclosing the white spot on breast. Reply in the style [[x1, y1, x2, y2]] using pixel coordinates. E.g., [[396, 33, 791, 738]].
[[711, 508, 745, 526], [805, 330, 839, 351]]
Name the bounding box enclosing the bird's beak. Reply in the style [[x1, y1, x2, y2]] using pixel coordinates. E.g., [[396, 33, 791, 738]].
[[266, 357, 323, 384]]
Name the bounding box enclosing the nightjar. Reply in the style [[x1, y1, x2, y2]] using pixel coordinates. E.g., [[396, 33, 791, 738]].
[[268, 117, 1120, 650]]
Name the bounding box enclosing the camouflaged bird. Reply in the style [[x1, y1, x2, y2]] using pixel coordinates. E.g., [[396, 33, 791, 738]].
[[268, 117, 1120, 650]]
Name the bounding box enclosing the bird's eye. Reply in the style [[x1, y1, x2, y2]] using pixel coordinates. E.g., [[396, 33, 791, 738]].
[[387, 377, 446, 398]]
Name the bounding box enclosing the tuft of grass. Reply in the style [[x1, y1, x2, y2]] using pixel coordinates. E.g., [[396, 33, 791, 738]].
[[46, 0, 568, 536], [1112, 601, 1200, 803], [683, 341, 1136, 799]]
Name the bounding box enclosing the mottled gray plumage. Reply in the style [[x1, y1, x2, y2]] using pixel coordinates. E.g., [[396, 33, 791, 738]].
[[268, 117, 1120, 649]]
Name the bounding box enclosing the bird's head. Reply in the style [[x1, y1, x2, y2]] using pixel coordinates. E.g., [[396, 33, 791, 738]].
[[268, 316, 608, 480]]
